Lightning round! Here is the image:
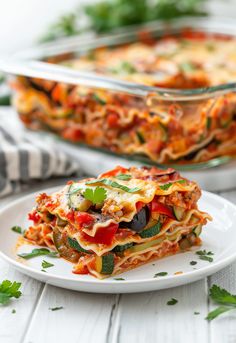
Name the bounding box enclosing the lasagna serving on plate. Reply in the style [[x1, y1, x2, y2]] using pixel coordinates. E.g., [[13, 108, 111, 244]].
[[24, 166, 211, 278], [13, 30, 236, 165]]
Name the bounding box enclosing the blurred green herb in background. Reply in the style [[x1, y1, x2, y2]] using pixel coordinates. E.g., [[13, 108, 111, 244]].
[[0, 0, 209, 107], [40, 0, 208, 42]]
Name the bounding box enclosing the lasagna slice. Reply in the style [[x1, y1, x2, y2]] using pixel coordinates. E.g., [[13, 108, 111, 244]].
[[25, 166, 211, 279]]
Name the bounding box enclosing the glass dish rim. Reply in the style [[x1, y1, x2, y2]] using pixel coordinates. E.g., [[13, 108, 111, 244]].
[[10, 15, 236, 101]]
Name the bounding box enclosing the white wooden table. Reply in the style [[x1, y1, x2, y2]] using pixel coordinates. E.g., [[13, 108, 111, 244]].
[[0, 179, 236, 343]]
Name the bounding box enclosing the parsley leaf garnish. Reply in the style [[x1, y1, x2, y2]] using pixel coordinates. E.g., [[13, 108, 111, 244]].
[[209, 284, 236, 306], [206, 285, 236, 321], [83, 186, 107, 205], [114, 278, 125, 281], [86, 178, 140, 193], [116, 174, 132, 181], [49, 306, 64, 311], [167, 298, 178, 306], [12, 309, 16, 314], [18, 248, 58, 259], [154, 272, 168, 278], [196, 250, 214, 263], [11, 226, 23, 234], [42, 260, 54, 269], [0, 280, 22, 305]]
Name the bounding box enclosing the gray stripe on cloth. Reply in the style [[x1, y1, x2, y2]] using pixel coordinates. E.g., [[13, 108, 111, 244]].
[[41, 150, 50, 179], [0, 149, 8, 192], [19, 149, 29, 181], [0, 126, 30, 181], [25, 137, 50, 179]]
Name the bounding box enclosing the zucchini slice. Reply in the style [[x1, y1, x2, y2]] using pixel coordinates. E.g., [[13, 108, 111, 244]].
[[193, 225, 202, 237], [67, 237, 92, 254], [113, 243, 134, 252], [139, 221, 161, 238], [173, 206, 185, 221], [53, 229, 80, 263], [159, 122, 168, 142], [125, 236, 164, 254], [96, 254, 115, 274], [67, 184, 92, 211]]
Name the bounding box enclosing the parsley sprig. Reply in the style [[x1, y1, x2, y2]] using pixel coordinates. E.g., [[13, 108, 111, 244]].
[[206, 285, 236, 321], [0, 280, 22, 305], [83, 187, 107, 204], [40, 0, 207, 42]]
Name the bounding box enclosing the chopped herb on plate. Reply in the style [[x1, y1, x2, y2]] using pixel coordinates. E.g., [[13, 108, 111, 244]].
[[199, 255, 213, 263], [154, 272, 168, 278], [12, 309, 16, 314], [190, 261, 197, 266], [194, 311, 200, 315], [114, 278, 125, 281], [18, 248, 58, 260], [11, 226, 23, 234], [42, 260, 54, 269], [196, 250, 214, 263], [196, 250, 214, 256]]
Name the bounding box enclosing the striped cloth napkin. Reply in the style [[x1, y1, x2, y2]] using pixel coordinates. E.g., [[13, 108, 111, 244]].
[[0, 109, 80, 197]]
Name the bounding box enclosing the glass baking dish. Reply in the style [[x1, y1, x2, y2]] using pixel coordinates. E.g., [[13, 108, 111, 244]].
[[5, 17, 236, 170]]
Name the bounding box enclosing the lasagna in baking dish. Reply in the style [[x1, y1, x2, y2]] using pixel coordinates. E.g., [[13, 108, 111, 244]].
[[24, 166, 211, 278], [13, 30, 236, 164]]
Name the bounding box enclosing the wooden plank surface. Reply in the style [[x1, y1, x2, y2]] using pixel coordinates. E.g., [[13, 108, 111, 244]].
[[116, 281, 208, 343], [23, 285, 118, 343]]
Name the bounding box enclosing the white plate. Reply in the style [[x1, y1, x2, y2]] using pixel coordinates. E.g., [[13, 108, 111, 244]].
[[0, 188, 236, 293]]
